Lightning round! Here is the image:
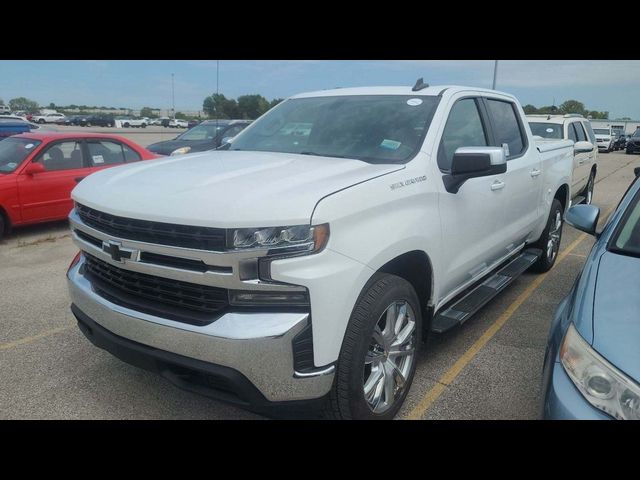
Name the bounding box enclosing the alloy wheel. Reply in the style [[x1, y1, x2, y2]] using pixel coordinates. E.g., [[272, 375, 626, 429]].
[[547, 210, 562, 262], [363, 301, 417, 414]]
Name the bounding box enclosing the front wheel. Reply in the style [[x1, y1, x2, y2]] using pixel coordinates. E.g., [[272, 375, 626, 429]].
[[530, 199, 563, 273], [324, 273, 421, 420]]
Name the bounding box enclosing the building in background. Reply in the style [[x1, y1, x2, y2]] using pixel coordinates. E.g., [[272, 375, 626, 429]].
[[590, 119, 640, 136]]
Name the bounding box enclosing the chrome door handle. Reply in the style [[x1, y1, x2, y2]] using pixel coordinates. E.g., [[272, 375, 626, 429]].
[[491, 180, 505, 191], [530, 169, 541, 177]]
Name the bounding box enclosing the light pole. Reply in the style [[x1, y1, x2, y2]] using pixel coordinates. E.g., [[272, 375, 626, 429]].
[[492, 60, 499, 90], [171, 73, 175, 119]]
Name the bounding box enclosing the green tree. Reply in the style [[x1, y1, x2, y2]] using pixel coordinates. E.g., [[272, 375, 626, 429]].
[[559, 100, 586, 116], [237, 94, 270, 119], [9, 97, 39, 112], [587, 110, 609, 120], [140, 107, 156, 118], [48, 102, 56, 110], [522, 104, 538, 115], [0, 98, 4, 106], [269, 98, 284, 109], [203, 93, 238, 119]]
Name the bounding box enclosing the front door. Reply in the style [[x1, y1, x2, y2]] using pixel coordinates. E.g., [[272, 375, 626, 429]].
[[17, 139, 89, 222]]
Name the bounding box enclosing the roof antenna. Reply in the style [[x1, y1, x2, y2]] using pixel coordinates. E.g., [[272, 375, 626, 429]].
[[412, 78, 429, 92]]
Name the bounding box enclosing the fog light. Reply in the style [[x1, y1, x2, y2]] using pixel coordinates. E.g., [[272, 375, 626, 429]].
[[229, 290, 309, 307]]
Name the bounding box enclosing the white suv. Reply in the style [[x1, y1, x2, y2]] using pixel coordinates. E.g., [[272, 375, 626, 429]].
[[527, 114, 598, 205]]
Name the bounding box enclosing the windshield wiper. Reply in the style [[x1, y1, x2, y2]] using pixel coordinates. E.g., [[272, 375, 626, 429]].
[[299, 151, 347, 159]]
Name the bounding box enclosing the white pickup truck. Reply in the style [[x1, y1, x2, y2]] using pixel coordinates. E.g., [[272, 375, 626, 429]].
[[67, 83, 574, 419]]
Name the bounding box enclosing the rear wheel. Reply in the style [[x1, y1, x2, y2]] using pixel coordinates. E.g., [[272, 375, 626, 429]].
[[38, 119, 45, 124], [324, 273, 421, 420], [530, 199, 563, 273]]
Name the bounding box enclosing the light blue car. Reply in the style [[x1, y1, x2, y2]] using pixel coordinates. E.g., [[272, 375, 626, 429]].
[[542, 169, 640, 420]]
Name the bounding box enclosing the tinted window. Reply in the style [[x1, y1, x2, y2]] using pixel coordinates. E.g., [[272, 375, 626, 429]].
[[230, 95, 440, 164], [178, 123, 227, 141], [0, 138, 41, 173], [87, 140, 136, 166], [37, 141, 84, 171], [593, 128, 610, 135], [224, 124, 245, 139], [529, 122, 563, 139], [567, 124, 577, 142], [486, 99, 525, 157], [573, 122, 587, 142], [611, 191, 640, 256], [438, 98, 488, 170]]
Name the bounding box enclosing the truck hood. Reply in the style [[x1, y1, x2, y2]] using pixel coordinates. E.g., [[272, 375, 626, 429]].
[[591, 252, 640, 383], [72, 150, 404, 228]]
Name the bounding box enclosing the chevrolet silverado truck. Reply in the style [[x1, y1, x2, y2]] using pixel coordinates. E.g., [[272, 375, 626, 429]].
[[66, 83, 574, 419]]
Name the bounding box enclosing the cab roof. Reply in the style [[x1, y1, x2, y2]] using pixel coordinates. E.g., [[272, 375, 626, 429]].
[[290, 85, 517, 100]]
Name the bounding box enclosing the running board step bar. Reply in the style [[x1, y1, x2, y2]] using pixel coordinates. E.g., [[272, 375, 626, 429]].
[[431, 248, 542, 333]]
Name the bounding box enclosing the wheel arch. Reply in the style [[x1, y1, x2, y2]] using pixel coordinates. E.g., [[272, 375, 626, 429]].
[[555, 183, 570, 213]]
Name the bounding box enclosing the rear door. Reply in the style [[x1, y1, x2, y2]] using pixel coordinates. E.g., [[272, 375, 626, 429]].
[[17, 139, 90, 221], [484, 97, 542, 248]]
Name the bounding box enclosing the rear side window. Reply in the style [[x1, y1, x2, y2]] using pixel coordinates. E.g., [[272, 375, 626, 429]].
[[582, 121, 597, 144], [438, 98, 488, 171], [567, 124, 577, 142], [486, 99, 525, 157], [573, 122, 587, 142], [87, 140, 141, 165], [38, 141, 85, 171]]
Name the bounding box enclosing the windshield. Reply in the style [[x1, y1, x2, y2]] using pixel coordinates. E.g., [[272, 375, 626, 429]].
[[229, 95, 440, 163], [529, 122, 563, 139], [0, 137, 41, 173], [593, 128, 610, 135], [633, 130, 640, 138], [178, 123, 227, 141]]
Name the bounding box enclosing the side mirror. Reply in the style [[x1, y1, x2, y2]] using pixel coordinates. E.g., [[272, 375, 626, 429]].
[[24, 162, 46, 175], [221, 136, 234, 145], [634, 166, 640, 178], [574, 141, 594, 153], [443, 146, 507, 194], [566, 204, 600, 236]]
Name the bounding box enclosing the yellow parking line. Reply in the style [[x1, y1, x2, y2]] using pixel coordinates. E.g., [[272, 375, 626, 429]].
[[0, 326, 73, 351], [405, 232, 588, 420]]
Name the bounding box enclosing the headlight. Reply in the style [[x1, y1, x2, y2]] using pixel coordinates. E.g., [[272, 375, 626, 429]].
[[170, 146, 191, 156], [560, 323, 640, 420], [229, 224, 329, 254]]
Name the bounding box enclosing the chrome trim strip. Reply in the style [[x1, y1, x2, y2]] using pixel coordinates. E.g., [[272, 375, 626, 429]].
[[294, 365, 336, 378], [69, 209, 304, 292], [68, 257, 333, 402]]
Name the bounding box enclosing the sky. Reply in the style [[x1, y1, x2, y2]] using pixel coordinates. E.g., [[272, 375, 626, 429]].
[[1, 60, 639, 119]]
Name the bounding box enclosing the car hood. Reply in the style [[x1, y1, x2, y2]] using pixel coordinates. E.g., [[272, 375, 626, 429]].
[[591, 251, 640, 382], [595, 134, 611, 140], [146, 139, 215, 155], [72, 150, 404, 228]]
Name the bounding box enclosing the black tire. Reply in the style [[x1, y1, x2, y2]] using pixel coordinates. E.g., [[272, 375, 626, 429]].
[[627, 148, 632, 155], [324, 273, 422, 420], [583, 171, 595, 205], [530, 198, 564, 273], [86, 122, 92, 127], [38, 118, 45, 124]]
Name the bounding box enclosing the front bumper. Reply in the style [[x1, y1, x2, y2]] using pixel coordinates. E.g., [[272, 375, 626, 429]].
[[67, 256, 335, 408]]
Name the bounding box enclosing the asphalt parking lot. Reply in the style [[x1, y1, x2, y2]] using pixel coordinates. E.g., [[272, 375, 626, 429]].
[[1, 150, 639, 419]]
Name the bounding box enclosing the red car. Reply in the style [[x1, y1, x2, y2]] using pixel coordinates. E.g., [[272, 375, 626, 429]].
[[0, 132, 158, 238]]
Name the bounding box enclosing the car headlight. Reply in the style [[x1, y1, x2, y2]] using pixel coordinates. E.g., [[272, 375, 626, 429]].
[[171, 146, 191, 156], [560, 323, 640, 420], [228, 224, 329, 254]]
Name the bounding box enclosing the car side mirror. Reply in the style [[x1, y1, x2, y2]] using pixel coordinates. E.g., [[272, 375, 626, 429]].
[[565, 204, 600, 236], [24, 162, 46, 175], [634, 166, 640, 177], [221, 136, 234, 145], [443, 146, 507, 194], [574, 141, 594, 153]]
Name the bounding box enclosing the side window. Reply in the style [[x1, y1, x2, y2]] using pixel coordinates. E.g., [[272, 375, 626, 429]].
[[573, 122, 587, 142], [567, 123, 577, 142], [224, 125, 245, 139], [582, 121, 597, 144], [438, 98, 488, 171], [485, 99, 525, 157], [87, 140, 127, 166], [122, 144, 142, 163], [37, 141, 84, 171]]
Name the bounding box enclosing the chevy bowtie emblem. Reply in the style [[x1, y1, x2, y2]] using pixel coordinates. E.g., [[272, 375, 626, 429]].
[[102, 240, 136, 263]]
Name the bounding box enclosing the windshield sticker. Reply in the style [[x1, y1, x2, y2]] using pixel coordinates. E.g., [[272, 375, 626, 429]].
[[380, 139, 402, 150], [24, 143, 34, 149], [407, 98, 423, 106], [546, 128, 554, 133], [6, 162, 17, 169], [92, 155, 104, 164]]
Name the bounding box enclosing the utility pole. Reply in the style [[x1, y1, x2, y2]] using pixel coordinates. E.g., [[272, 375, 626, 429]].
[[492, 60, 499, 90], [215, 60, 219, 128], [171, 73, 175, 119]]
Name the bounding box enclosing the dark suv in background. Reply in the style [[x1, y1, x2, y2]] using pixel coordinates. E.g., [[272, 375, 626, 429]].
[[626, 130, 640, 154], [147, 119, 251, 156], [81, 114, 115, 127]]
